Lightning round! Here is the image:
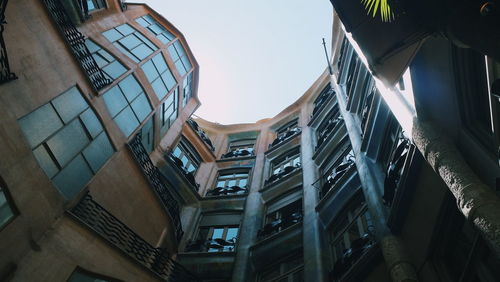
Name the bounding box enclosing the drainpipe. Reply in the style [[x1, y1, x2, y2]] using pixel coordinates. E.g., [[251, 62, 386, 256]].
[[412, 120, 500, 256]]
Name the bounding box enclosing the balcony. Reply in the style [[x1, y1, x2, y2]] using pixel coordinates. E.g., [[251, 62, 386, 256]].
[[320, 160, 355, 199], [311, 87, 336, 121], [41, 0, 111, 91], [330, 233, 377, 281], [128, 133, 184, 241], [316, 116, 343, 151], [269, 128, 301, 150], [185, 238, 236, 253], [220, 148, 254, 159], [70, 194, 199, 282], [206, 185, 247, 197], [264, 163, 301, 187], [257, 212, 302, 240], [187, 119, 215, 152], [167, 153, 200, 192]]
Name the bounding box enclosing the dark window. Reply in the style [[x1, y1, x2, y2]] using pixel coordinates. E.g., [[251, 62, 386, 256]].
[[67, 267, 122, 282], [207, 170, 250, 196], [141, 52, 177, 100], [316, 105, 341, 150], [102, 74, 152, 137], [195, 226, 239, 252], [160, 88, 178, 136], [18, 87, 114, 199], [86, 0, 106, 12], [329, 193, 375, 280], [138, 116, 154, 154], [168, 40, 192, 77], [84, 39, 127, 81], [276, 119, 299, 139], [135, 14, 176, 45], [182, 72, 193, 106], [259, 252, 304, 282], [102, 24, 158, 63], [258, 195, 303, 239], [271, 147, 301, 176], [311, 83, 335, 119], [0, 180, 16, 230], [172, 139, 201, 174], [229, 139, 255, 153]]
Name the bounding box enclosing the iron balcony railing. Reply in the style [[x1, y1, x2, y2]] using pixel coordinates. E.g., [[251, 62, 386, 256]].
[[41, 0, 111, 92], [187, 119, 215, 152], [70, 194, 200, 282], [128, 133, 184, 242], [185, 238, 236, 253], [330, 233, 376, 281], [257, 212, 302, 239], [0, 0, 17, 84], [206, 185, 248, 197], [264, 163, 301, 186], [220, 148, 254, 159], [320, 159, 354, 199], [269, 128, 301, 149], [167, 153, 200, 192], [311, 87, 335, 119], [383, 138, 411, 206], [316, 116, 343, 151]]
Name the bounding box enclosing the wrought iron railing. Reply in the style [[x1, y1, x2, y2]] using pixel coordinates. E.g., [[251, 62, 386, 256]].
[[269, 128, 301, 149], [206, 185, 247, 197], [257, 212, 302, 239], [221, 148, 254, 159], [311, 87, 335, 119], [0, 0, 16, 84], [167, 153, 200, 192], [40, 0, 111, 91], [128, 133, 184, 242], [320, 160, 354, 199], [264, 163, 301, 186], [383, 138, 411, 206], [187, 119, 215, 152], [70, 194, 200, 282], [185, 238, 236, 253], [330, 233, 376, 281], [316, 116, 343, 151]]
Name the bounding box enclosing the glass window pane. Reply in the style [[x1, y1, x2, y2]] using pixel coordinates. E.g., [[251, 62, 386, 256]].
[[226, 228, 238, 241], [46, 119, 90, 167], [119, 75, 143, 102], [33, 145, 59, 178], [0, 190, 14, 228], [116, 24, 134, 36], [151, 78, 168, 100], [102, 61, 127, 80], [141, 60, 159, 83], [152, 53, 168, 73], [131, 44, 153, 61], [212, 228, 224, 239], [51, 87, 88, 124], [18, 103, 63, 148], [80, 108, 103, 139], [82, 132, 114, 173], [161, 70, 176, 90], [102, 85, 127, 118], [102, 29, 122, 42], [130, 94, 152, 123], [52, 155, 93, 199], [114, 106, 140, 137]]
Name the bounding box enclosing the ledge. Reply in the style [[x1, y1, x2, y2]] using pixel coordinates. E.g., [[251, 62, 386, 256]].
[[216, 155, 256, 163], [308, 95, 337, 128], [265, 130, 302, 158]]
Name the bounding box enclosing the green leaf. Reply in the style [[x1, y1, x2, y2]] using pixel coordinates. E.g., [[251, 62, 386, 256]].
[[362, 0, 394, 22]]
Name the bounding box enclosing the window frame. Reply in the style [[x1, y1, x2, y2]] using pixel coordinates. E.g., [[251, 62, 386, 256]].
[[102, 23, 158, 63], [214, 170, 250, 189], [172, 138, 202, 175], [258, 251, 304, 282], [135, 14, 176, 45], [0, 177, 18, 231], [270, 147, 301, 176]]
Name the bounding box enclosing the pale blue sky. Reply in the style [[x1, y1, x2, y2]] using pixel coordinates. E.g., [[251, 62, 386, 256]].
[[139, 0, 333, 124]]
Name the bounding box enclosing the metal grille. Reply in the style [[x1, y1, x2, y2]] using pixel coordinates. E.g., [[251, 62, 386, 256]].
[[0, 0, 17, 84], [40, 0, 111, 91], [70, 194, 199, 282], [128, 133, 184, 242]]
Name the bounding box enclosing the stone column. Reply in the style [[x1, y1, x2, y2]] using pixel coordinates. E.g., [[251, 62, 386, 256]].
[[412, 120, 500, 256], [381, 236, 419, 282]]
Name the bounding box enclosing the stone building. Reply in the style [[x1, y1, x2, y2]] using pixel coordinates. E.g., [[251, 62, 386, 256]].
[[0, 0, 499, 282]]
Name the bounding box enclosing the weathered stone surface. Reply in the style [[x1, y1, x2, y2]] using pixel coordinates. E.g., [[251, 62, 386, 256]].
[[381, 235, 418, 282]]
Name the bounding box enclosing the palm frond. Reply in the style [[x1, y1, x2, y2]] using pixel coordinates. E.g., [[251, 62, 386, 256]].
[[361, 0, 394, 22]]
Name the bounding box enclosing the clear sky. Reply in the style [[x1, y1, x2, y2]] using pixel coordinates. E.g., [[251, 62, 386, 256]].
[[139, 0, 333, 124]]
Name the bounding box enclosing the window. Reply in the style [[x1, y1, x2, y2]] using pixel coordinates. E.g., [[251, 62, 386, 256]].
[[102, 24, 157, 63], [208, 170, 249, 196], [171, 139, 201, 174], [221, 138, 256, 159], [271, 147, 301, 175], [168, 40, 192, 77], [270, 120, 301, 148], [135, 14, 175, 45], [198, 226, 239, 252], [434, 197, 500, 282], [259, 252, 304, 282], [67, 267, 121, 282], [0, 180, 16, 230], [85, 0, 106, 12], [102, 74, 152, 137], [141, 53, 177, 100], [329, 193, 375, 281], [311, 83, 335, 119], [182, 72, 193, 106], [84, 39, 127, 81], [259, 199, 302, 239], [320, 144, 354, 199], [138, 116, 154, 154], [160, 88, 178, 136], [316, 105, 341, 150], [18, 86, 114, 199]]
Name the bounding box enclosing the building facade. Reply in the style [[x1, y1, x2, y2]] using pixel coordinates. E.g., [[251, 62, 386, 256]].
[[1, 0, 500, 282]]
